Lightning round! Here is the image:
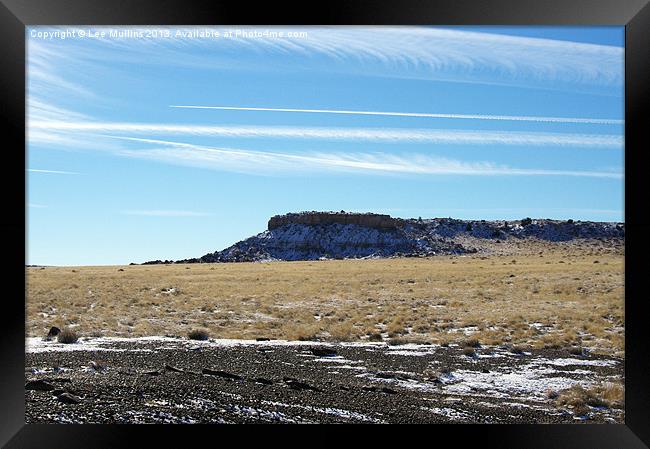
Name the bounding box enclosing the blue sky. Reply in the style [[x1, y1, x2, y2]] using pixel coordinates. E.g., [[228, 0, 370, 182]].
[[26, 26, 624, 266]]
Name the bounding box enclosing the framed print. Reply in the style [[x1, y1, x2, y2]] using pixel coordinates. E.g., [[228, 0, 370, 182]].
[[1, 0, 649, 447]]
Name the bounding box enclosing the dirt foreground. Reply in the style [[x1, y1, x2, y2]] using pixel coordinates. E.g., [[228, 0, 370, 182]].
[[25, 337, 623, 424]]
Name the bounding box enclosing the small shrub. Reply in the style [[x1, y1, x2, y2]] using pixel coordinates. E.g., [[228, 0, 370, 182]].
[[546, 389, 559, 400], [188, 328, 210, 341], [464, 337, 481, 348], [520, 217, 532, 227], [57, 329, 78, 344], [462, 346, 476, 357], [510, 344, 527, 355], [568, 346, 584, 356], [367, 332, 383, 342], [555, 383, 624, 411]]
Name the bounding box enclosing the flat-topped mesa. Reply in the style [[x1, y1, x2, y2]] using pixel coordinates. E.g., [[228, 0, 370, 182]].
[[268, 211, 399, 230]]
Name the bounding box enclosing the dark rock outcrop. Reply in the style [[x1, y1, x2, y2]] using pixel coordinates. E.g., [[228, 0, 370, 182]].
[[268, 211, 399, 230]]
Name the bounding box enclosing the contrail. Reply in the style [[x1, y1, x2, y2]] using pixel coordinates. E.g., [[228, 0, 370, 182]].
[[27, 169, 78, 175], [169, 105, 623, 125]]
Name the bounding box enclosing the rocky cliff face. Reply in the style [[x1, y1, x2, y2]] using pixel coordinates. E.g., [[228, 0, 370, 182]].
[[190, 222, 468, 263], [268, 212, 399, 230], [145, 213, 624, 264]]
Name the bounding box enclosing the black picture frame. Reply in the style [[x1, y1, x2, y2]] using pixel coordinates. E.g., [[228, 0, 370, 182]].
[[2, 0, 648, 446]]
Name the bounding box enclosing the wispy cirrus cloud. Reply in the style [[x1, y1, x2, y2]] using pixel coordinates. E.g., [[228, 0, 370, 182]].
[[29, 121, 623, 148], [28, 40, 98, 102], [28, 27, 623, 94], [170, 105, 623, 125], [120, 210, 213, 217], [112, 136, 622, 179]]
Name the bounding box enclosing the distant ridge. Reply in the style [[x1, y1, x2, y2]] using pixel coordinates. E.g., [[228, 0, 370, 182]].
[[141, 212, 624, 264]]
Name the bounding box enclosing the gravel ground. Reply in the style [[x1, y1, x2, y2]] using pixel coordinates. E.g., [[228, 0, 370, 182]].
[[25, 338, 624, 424]]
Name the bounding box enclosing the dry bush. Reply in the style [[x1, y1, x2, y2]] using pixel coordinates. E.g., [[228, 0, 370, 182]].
[[187, 328, 210, 341], [326, 322, 355, 342], [462, 346, 477, 357], [568, 346, 584, 356], [510, 344, 528, 355], [555, 383, 624, 411], [545, 388, 559, 400], [367, 332, 383, 342], [463, 337, 481, 348], [387, 335, 431, 346], [57, 328, 78, 344]]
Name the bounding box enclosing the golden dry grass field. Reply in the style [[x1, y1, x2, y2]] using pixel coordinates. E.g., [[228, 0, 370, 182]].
[[26, 241, 624, 356]]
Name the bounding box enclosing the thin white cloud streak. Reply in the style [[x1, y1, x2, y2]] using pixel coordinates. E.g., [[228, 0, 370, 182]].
[[27, 169, 79, 175], [121, 210, 213, 217], [170, 105, 623, 125], [28, 203, 48, 209], [29, 121, 623, 148], [111, 136, 622, 179]]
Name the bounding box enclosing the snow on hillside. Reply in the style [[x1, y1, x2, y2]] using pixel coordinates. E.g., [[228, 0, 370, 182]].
[[148, 217, 623, 264]]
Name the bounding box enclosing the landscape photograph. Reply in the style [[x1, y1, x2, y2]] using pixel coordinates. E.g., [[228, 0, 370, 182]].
[[26, 26, 624, 424]]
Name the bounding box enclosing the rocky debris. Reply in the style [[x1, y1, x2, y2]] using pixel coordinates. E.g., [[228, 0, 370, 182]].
[[25, 379, 55, 391], [25, 340, 625, 424], [254, 377, 274, 385], [89, 361, 107, 372], [164, 364, 184, 373], [45, 327, 61, 341], [361, 385, 397, 394], [144, 213, 623, 264], [143, 370, 162, 376], [283, 377, 321, 392], [375, 371, 413, 381], [49, 378, 72, 384], [201, 368, 243, 381], [57, 392, 81, 404], [310, 348, 337, 358]]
